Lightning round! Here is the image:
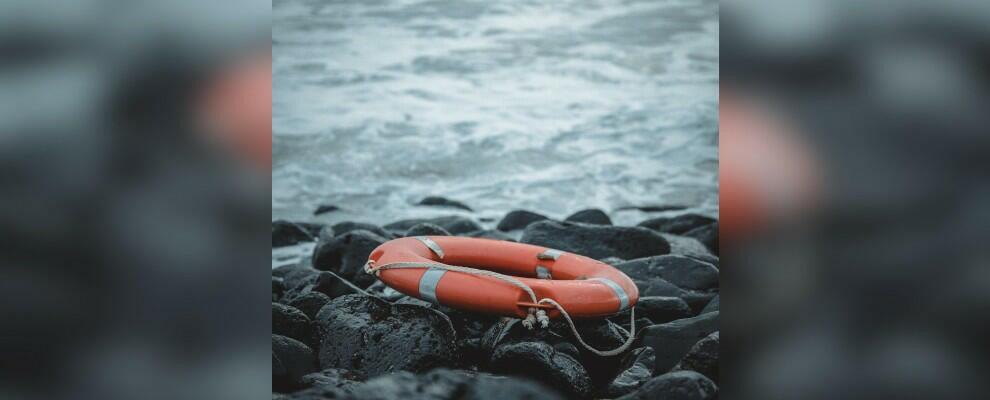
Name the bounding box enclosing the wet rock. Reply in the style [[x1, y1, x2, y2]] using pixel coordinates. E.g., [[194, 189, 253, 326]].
[[604, 347, 655, 398], [673, 332, 719, 384], [637, 214, 716, 235], [288, 291, 332, 319], [600, 256, 625, 265], [284, 270, 360, 304], [701, 295, 719, 313], [563, 318, 629, 387], [309, 270, 359, 299], [315, 294, 457, 377], [633, 277, 716, 312], [566, 318, 627, 354], [312, 229, 386, 287], [280, 266, 321, 292], [553, 342, 580, 359], [293, 369, 563, 400], [273, 302, 315, 348], [459, 337, 487, 368], [617, 370, 717, 400], [364, 280, 404, 301], [406, 223, 451, 237], [639, 311, 719, 373], [462, 229, 515, 241], [660, 233, 719, 265], [684, 222, 717, 255], [394, 296, 433, 308], [299, 368, 361, 393], [479, 318, 521, 354], [521, 220, 670, 260], [385, 216, 483, 235], [273, 220, 323, 247], [272, 261, 305, 279], [313, 204, 340, 215], [417, 196, 473, 211], [489, 341, 592, 398], [331, 221, 393, 239], [624, 296, 692, 324], [497, 210, 550, 231], [273, 334, 317, 392], [564, 209, 612, 225], [615, 255, 719, 291], [616, 205, 688, 213], [273, 277, 285, 302]]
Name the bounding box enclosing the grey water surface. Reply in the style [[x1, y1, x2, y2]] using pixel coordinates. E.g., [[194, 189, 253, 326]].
[[273, 0, 718, 228]]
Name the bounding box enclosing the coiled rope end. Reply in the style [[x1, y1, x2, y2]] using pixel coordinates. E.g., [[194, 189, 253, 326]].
[[522, 307, 537, 329]]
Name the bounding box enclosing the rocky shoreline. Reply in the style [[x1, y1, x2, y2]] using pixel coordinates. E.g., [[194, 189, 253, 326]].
[[273, 204, 719, 399]]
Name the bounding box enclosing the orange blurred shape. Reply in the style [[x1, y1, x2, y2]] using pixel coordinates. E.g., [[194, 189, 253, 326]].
[[720, 90, 821, 239], [200, 50, 272, 172]]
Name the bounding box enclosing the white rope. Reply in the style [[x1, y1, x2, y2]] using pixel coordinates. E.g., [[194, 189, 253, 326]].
[[364, 259, 637, 357]]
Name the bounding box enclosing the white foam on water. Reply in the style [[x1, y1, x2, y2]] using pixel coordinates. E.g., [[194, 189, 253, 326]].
[[273, 0, 718, 229]]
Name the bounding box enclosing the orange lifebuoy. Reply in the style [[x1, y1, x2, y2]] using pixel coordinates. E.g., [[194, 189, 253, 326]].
[[366, 236, 639, 319]]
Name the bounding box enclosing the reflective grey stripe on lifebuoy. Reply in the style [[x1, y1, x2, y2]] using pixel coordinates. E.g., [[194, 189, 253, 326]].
[[536, 265, 552, 279], [414, 236, 444, 259], [537, 249, 563, 260], [588, 278, 630, 311], [418, 268, 447, 304]]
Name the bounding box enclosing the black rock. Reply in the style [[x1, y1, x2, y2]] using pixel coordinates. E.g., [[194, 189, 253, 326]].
[[331, 221, 393, 239], [600, 256, 625, 265], [315, 294, 457, 377], [632, 277, 716, 312], [604, 347, 656, 398], [566, 318, 627, 354], [553, 342, 580, 359], [312, 229, 386, 287], [564, 209, 612, 225], [273, 220, 323, 247], [489, 341, 592, 399], [639, 311, 719, 373], [637, 214, 716, 235], [616, 205, 689, 213], [615, 255, 719, 291], [291, 369, 563, 400], [462, 229, 516, 241], [299, 368, 361, 393], [283, 270, 361, 305], [273, 334, 317, 392], [273, 277, 285, 302], [617, 370, 717, 400], [673, 332, 719, 384], [280, 266, 321, 292], [479, 318, 521, 354], [684, 222, 718, 255], [497, 210, 550, 231], [660, 233, 719, 265], [288, 291, 332, 319], [405, 223, 451, 237], [561, 318, 628, 386], [385, 216, 483, 235], [417, 196, 473, 211], [701, 295, 719, 313], [364, 280, 404, 301], [313, 204, 340, 215], [273, 302, 315, 348], [625, 296, 692, 324], [520, 220, 670, 260], [309, 270, 360, 299]]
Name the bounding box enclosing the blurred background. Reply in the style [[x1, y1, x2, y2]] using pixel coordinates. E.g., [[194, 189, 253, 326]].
[[721, 0, 990, 398], [0, 1, 270, 399]]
